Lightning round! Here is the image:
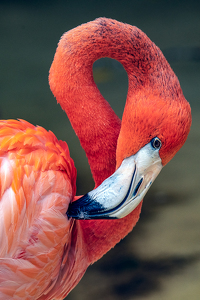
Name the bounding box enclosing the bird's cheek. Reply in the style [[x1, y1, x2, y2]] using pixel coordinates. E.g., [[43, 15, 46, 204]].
[[116, 132, 143, 169], [159, 146, 175, 166]]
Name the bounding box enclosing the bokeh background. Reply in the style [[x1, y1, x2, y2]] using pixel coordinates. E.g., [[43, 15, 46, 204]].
[[0, 0, 200, 299]]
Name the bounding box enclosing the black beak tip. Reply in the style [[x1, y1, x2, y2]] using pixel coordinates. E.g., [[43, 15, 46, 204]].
[[67, 193, 105, 220], [67, 204, 89, 220]]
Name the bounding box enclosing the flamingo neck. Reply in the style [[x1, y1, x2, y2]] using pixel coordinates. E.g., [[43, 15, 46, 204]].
[[79, 203, 142, 264], [49, 18, 177, 264], [49, 18, 167, 185]]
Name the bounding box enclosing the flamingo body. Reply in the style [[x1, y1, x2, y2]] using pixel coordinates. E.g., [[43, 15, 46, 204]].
[[0, 18, 191, 299], [0, 119, 79, 299]]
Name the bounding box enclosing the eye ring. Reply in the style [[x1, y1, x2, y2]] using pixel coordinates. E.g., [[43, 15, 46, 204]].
[[151, 137, 162, 150]]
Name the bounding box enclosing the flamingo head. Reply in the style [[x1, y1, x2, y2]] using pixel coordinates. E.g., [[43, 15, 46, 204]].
[[67, 85, 191, 220], [117, 88, 192, 168]]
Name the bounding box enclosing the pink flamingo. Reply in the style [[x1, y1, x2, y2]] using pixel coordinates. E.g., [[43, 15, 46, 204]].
[[0, 18, 191, 299]]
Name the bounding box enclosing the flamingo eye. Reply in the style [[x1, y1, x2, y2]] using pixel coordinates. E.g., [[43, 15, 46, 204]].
[[151, 137, 162, 150]]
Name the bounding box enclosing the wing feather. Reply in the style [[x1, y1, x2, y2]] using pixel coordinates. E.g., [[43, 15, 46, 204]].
[[0, 120, 76, 299]]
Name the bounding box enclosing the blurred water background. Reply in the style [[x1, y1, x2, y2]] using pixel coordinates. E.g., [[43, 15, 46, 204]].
[[0, 0, 200, 299]]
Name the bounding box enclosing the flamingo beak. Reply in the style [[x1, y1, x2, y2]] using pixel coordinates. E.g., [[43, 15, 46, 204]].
[[67, 138, 163, 219]]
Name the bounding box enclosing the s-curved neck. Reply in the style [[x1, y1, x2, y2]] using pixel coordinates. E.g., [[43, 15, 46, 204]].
[[49, 18, 179, 263], [49, 18, 173, 187]]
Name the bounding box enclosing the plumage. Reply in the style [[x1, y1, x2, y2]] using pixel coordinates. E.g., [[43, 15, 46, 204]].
[[0, 120, 77, 299], [0, 18, 191, 299]]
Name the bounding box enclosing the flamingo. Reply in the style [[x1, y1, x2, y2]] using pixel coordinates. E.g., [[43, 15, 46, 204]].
[[0, 18, 191, 299]]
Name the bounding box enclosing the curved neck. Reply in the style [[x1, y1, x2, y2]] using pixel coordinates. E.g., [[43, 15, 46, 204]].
[[49, 18, 176, 264], [49, 18, 171, 186]]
